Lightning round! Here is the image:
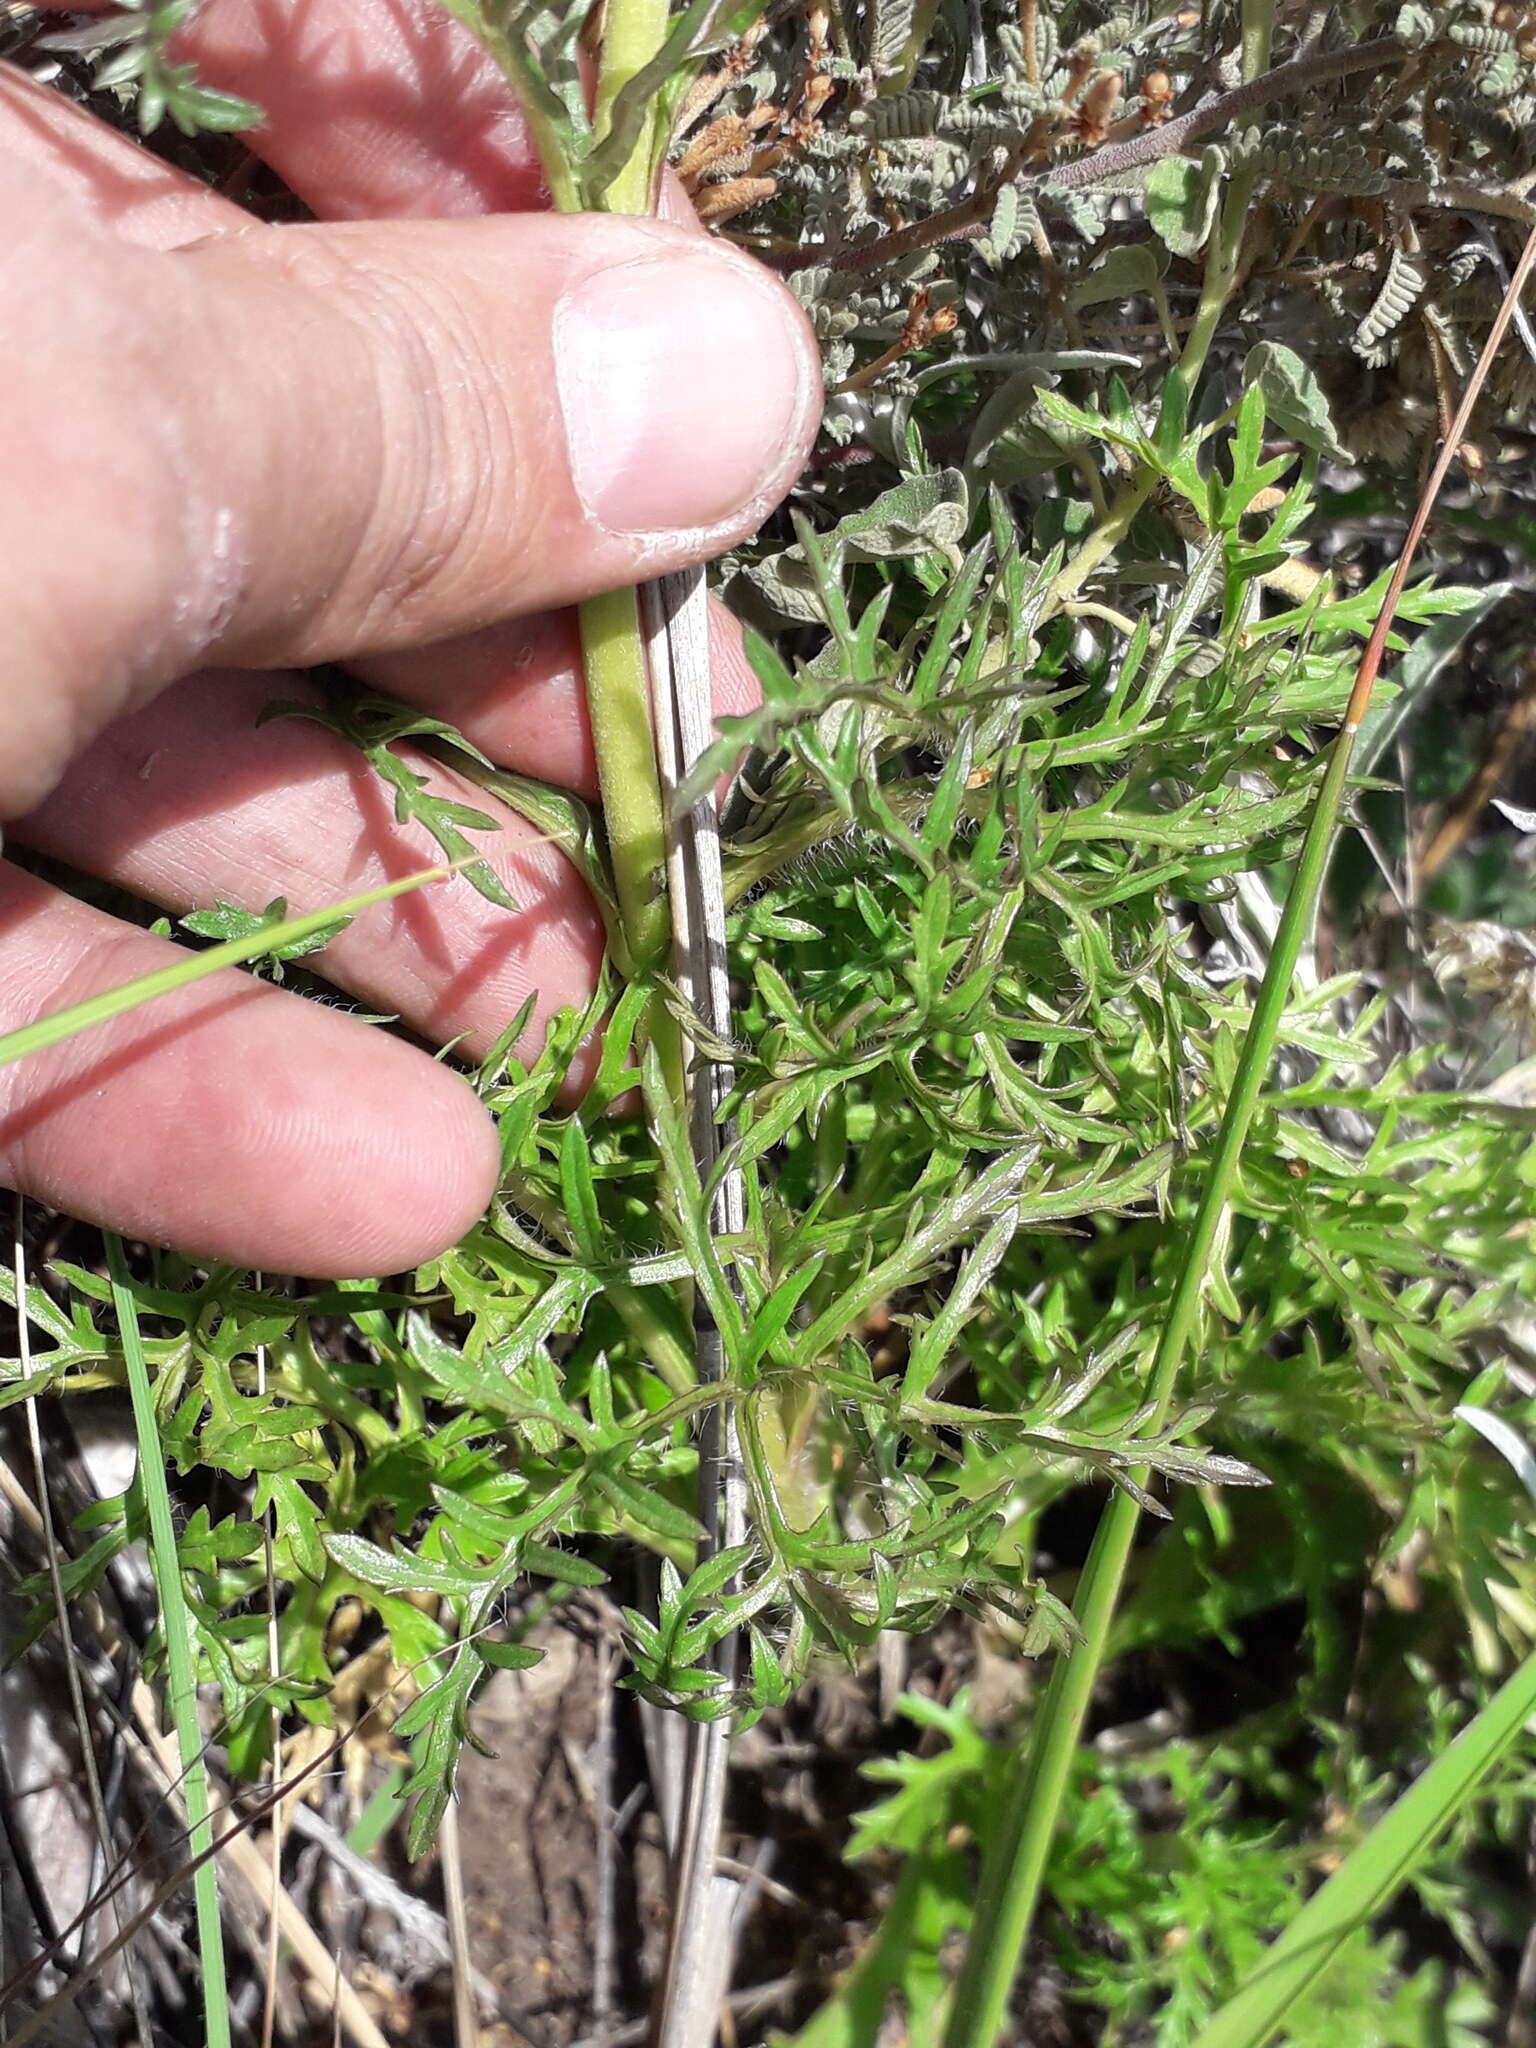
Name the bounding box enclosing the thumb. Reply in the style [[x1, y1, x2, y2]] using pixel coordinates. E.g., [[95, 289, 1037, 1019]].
[[0, 190, 817, 815]]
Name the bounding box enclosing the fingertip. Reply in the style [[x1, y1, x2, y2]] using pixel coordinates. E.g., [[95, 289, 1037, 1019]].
[[551, 226, 821, 545], [320, 1054, 503, 1276]]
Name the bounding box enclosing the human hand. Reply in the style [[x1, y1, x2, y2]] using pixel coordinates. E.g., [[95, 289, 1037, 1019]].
[[0, 0, 818, 1277]]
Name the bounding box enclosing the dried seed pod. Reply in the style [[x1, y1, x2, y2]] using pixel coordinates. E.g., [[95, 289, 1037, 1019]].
[[695, 174, 779, 224], [1061, 36, 1101, 102], [1139, 69, 1174, 123], [676, 113, 754, 189], [1074, 70, 1122, 146]]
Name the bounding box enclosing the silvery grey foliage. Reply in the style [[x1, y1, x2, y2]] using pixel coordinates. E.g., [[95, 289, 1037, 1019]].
[[673, 0, 1536, 436]]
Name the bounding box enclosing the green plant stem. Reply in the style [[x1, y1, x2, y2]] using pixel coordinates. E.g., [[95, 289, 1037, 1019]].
[[1048, 470, 1157, 612], [579, 585, 672, 974], [593, 0, 670, 206], [434, 0, 581, 207], [459, 0, 672, 994], [108, 1234, 230, 2048], [576, 0, 679, 1031], [0, 863, 457, 1070]]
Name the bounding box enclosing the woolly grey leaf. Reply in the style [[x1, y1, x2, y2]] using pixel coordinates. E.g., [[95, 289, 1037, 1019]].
[[867, 0, 918, 76], [1144, 147, 1224, 256], [745, 471, 971, 622], [1068, 242, 1166, 310], [1245, 341, 1351, 461]]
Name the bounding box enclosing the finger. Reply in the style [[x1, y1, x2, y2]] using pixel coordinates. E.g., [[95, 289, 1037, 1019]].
[[1, 182, 816, 817], [0, 62, 232, 241], [12, 670, 607, 1060], [0, 866, 501, 1277], [20, 0, 699, 226], [168, 0, 701, 227], [171, 0, 549, 219]]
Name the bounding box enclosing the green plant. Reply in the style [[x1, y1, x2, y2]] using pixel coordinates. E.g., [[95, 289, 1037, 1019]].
[[801, 1690, 1510, 2047], [39, 0, 260, 135], [10, 0, 1536, 2037]]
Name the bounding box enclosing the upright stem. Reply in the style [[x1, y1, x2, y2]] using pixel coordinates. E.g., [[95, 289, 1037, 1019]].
[[580, 586, 672, 972], [941, 738, 1350, 2048], [581, 0, 688, 1015], [579, 0, 687, 1058], [593, 0, 670, 202], [943, 202, 1536, 2048]]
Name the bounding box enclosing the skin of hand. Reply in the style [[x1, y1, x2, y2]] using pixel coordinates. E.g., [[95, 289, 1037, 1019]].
[[0, 0, 819, 1278]]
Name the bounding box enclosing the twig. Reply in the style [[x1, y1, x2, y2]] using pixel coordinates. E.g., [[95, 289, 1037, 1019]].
[[12, 1204, 152, 2043], [590, 1641, 619, 2042], [569, 1975, 801, 2048], [0, 1444, 404, 2048], [439, 1797, 479, 2048], [0, 1688, 394, 2048], [0, 1727, 61, 1973], [281, 1800, 492, 1991], [644, 568, 748, 2048]]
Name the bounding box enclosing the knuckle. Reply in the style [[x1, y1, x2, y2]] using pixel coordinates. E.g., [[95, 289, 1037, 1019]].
[[261, 233, 525, 647]]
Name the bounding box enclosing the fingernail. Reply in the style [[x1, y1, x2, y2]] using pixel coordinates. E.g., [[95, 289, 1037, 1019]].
[[555, 248, 813, 536]]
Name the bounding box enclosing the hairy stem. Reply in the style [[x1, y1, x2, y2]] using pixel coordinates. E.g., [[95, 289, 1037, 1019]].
[[580, 586, 672, 972]]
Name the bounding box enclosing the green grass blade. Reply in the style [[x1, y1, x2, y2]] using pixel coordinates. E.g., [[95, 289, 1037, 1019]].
[[1191, 1645, 1536, 2048], [107, 1234, 230, 2048], [0, 863, 455, 1070]]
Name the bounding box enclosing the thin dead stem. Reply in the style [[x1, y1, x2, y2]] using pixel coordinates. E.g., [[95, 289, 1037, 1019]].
[[439, 1796, 479, 2048], [645, 569, 748, 2048]]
